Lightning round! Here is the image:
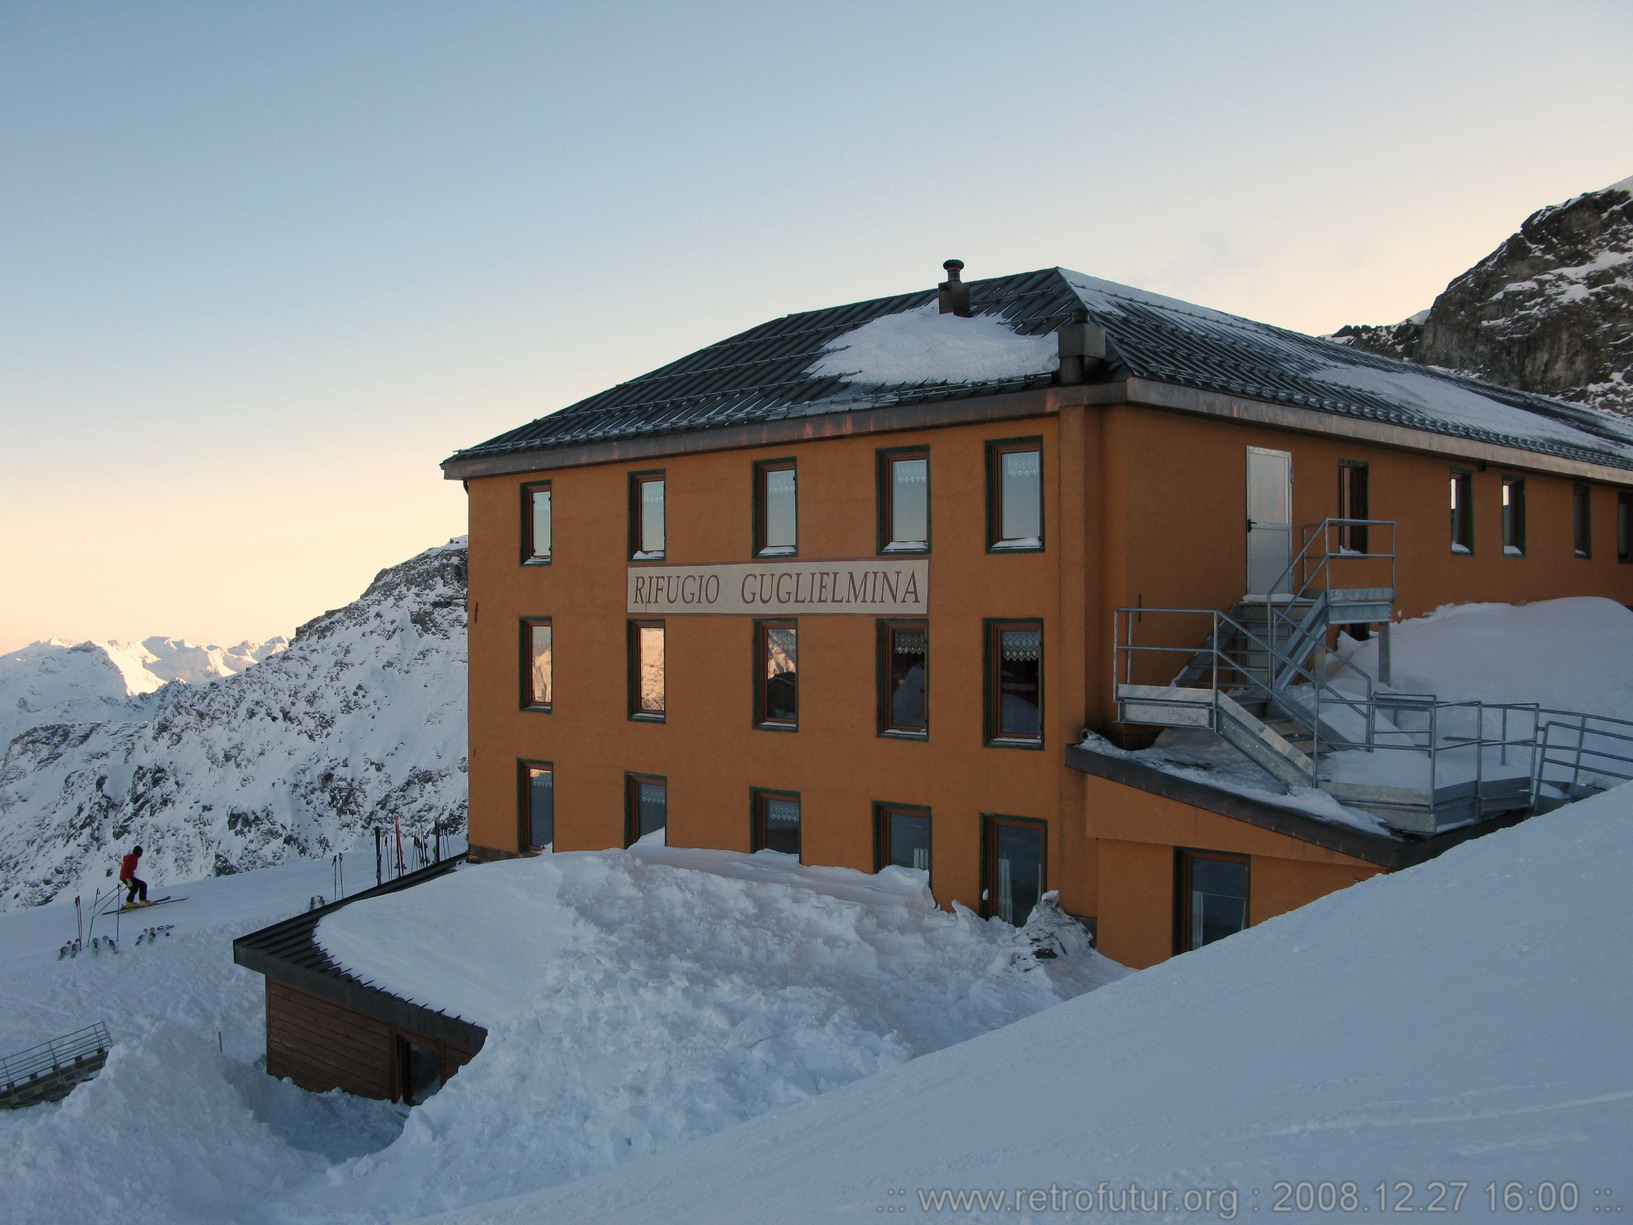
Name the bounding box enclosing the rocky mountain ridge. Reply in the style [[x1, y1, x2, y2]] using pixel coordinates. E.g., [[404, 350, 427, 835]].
[[0, 540, 466, 910], [1333, 175, 1633, 414]]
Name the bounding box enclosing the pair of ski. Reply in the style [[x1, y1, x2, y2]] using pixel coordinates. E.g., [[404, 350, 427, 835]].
[[113, 896, 185, 916]]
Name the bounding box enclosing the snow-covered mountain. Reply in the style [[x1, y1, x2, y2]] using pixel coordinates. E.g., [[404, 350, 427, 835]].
[[1333, 174, 1633, 413], [0, 635, 286, 750], [0, 540, 466, 911]]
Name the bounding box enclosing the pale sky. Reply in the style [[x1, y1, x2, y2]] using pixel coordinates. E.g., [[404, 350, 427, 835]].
[[2, 0, 1630, 653]]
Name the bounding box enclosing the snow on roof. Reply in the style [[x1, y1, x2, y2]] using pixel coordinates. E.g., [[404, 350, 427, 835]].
[[451, 265, 1633, 474], [1314, 359, 1633, 454], [808, 302, 1057, 386]]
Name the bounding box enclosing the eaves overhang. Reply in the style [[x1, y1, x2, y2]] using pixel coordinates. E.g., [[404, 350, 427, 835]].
[[442, 374, 1633, 488]]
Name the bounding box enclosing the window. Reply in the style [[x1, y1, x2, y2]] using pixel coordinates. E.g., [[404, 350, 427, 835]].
[[755, 620, 798, 728], [987, 438, 1043, 550], [624, 774, 667, 846], [1574, 484, 1592, 559], [754, 459, 797, 556], [1176, 850, 1250, 953], [520, 618, 552, 711], [1620, 492, 1633, 563], [630, 472, 666, 560], [877, 448, 929, 553], [1502, 476, 1526, 557], [1338, 460, 1369, 553], [982, 815, 1045, 925], [1450, 468, 1474, 555], [522, 482, 552, 564], [985, 619, 1043, 746], [519, 760, 554, 851], [751, 789, 801, 858], [628, 620, 665, 720], [875, 803, 931, 876], [877, 620, 928, 737]]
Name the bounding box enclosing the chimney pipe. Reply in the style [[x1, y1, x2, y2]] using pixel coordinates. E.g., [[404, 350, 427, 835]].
[[938, 260, 972, 317], [1056, 308, 1107, 384]]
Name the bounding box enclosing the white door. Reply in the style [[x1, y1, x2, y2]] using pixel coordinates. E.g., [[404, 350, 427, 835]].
[[1245, 447, 1293, 595]]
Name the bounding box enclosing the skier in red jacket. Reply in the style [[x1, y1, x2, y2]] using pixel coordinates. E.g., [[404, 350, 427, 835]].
[[119, 846, 149, 907]]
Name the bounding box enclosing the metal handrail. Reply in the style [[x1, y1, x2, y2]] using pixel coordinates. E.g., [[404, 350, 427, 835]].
[[1532, 710, 1633, 804], [1259, 518, 1396, 682], [0, 1023, 111, 1091]]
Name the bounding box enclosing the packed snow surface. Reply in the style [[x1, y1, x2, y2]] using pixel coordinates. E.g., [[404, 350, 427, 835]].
[[428, 790, 1633, 1224], [809, 302, 1058, 385]]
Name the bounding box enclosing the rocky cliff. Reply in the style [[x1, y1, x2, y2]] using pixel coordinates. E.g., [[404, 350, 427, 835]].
[[1334, 176, 1633, 413]]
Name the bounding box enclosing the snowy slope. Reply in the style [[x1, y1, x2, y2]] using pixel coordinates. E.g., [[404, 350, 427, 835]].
[[5, 774, 1621, 1225], [0, 634, 285, 750], [0, 540, 466, 910], [0, 846, 1119, 1225], [427, 789, 1633, 1225]]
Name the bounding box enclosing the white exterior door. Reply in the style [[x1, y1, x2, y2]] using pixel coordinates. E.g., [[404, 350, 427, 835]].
[[1246, 447, 1293, 595]]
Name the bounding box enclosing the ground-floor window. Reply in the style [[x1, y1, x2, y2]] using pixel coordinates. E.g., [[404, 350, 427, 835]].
[[519, 760, 554, 851], [874, 803, 931, 876], [751, 788, 801, 858], [982, 814, 1045, 925], [625, 773, 667, 846], [1176, 849, 1250, 953]]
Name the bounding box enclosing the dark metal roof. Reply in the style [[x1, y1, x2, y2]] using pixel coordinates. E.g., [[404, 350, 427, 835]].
[[232, 856, 486, 1050], [446, 266, 1633, 473]]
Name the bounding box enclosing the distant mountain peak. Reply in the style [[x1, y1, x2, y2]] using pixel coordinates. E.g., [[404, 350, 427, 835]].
[[1332, 177, 1633, 415]]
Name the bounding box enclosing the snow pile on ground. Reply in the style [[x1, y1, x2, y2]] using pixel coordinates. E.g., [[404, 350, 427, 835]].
[[0, 635, 285, 750], [0, 539, 467, 911], [291, 844, 1124, 1222], [429, 787, 1633, 1225], [1338, 595, 1633, 717], [809, 302, 1058, 386]]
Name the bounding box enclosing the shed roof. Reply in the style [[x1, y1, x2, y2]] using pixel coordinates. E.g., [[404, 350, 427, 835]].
[[445, 267, 1633, 473]]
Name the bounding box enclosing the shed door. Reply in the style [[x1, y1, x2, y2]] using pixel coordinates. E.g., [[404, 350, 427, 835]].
[[1245, 447, 1293, 595]]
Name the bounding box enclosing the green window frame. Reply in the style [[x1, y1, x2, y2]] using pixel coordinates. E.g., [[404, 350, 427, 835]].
[[986, 437, 1044, 552], [518, 759, 554, 852], [522, 481, 552, 565], [753, 458, 798, 557], [520, 617, 552, 712], [628, 619, 666, 721], [876, 446, 930, 554], [984, 618, 1043, 748], [629, 471, 666, 560], [624, 773, 668, 847], [750, 788, 802, 859]]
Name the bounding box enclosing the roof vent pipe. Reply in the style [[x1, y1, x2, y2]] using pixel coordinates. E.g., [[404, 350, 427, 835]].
[[1057, 308, 1107, 384], [938, 260, 972, 317]]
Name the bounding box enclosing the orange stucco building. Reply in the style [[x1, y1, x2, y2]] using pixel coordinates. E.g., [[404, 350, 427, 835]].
[[443, 264, 1633, 970]]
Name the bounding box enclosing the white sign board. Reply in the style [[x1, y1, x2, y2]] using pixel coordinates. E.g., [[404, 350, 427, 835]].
[[626, 559, 929, 616]]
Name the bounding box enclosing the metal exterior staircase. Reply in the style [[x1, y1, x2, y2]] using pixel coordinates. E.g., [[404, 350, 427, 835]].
[[1112, 519, 1630, 833]]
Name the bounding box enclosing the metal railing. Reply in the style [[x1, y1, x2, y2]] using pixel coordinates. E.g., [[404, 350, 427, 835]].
[[1, 1023, 110, 1095], [1258, 518, 1396, 690], [1533, 709, 1633, 805]]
